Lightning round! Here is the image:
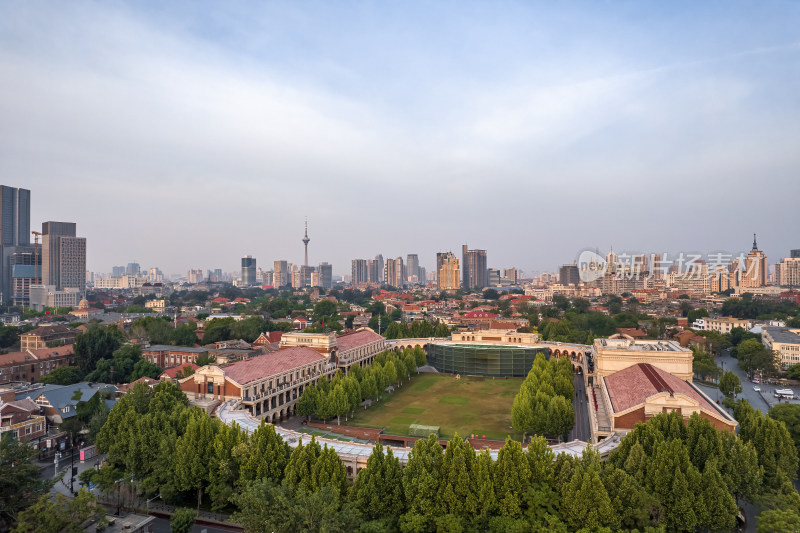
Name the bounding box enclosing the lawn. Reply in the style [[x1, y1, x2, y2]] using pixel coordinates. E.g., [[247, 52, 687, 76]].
[[348, 373, 523, 441]]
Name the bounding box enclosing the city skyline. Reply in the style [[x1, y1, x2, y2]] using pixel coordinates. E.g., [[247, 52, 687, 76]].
[[2, 2, 799, 275]]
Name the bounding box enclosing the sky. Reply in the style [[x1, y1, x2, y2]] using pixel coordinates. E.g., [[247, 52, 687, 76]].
[[1, 1, 799, 278]]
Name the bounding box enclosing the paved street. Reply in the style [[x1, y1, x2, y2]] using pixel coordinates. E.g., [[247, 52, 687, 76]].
[[715, 349, 800, 414], [570, 373, 591, 442]]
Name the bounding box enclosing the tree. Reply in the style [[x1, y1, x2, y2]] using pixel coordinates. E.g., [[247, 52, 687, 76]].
[[130, 359, 162, 381], [770, 403, 800, 454], [0, 434, 54, 531], [38, 365, 84, 385], [383, 360, 398, 388], [175, 410, 218, 509], [73, 325, 125, 373], [171, 324, 198, 347], [719, 370, 742, 398], [493, 438, 530, 518], [402, 435, 444, 526], [757, 509, 800, 533], [698, 459, 737, 531], [296, 384, 317, 422], [351, 443, 405, 523], [208, 423, 247, 511], [737, 338, 776, 376], [239, 421, 290, 487], [329, 384, 349, 425], [560, 448, 618, 531], [437, 435, 478, 521], [170, 508, 197, 533], [12, 489, 104, 533]]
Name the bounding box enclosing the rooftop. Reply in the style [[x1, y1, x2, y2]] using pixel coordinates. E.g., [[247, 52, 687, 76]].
[[604, 363, 720, 415], [222, 346, 326, 385], [142, 345, 208, 353], [596, 337, 686, 352], [763, 327, 800, 344], [336, 329, 384, 352]]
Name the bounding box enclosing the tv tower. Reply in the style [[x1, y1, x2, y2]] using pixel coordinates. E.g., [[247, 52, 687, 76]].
[[302, 217, 310, 267]]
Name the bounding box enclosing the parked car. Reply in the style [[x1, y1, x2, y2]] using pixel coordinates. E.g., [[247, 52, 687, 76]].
[[753, 386, 761, 392]]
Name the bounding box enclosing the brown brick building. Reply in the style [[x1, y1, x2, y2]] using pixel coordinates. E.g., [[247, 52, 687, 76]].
[[0, 345, 76, 384], [20, 325, 79, 350]]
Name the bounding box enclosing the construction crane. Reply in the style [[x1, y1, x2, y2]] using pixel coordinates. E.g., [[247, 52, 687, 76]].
[[32, 231, 42, 285]]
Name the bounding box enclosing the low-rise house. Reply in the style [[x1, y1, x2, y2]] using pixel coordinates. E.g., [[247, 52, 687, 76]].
[[0, 397, 46, 444], [141, 345, 209, 368], [20, 325, 79, 350], [762, 327, 800, 368], [0, 345, 76, 384]]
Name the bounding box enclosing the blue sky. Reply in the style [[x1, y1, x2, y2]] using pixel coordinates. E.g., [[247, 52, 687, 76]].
[[1, 1, 798, 277]]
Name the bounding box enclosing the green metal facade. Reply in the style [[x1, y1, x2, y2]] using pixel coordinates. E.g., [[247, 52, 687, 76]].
[[427, 343, 550, 377]]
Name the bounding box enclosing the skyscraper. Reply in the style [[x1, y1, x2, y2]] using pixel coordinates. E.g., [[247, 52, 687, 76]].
[[41, 221, 86, 292], [741, 234, 767, 289], [274, 260, 288, 287], [791, 250, 800, 259], [559, 264, 580, 286], [352, 259, 368, 287], [318, 262, 333, 289], [126, 262, 140, 276], [241, 255, 256, 286], [438, 252, 460, 290], [367, 259, 380, 283], [0, 185, 31, 303], [406, 254, 419, 284], [461, 244, 488, 290], [384, 257, 405, 287], [375, 255, 384, 280]]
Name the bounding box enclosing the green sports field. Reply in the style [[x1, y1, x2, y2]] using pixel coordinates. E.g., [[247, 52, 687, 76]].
[[347, 373, 523, 441]]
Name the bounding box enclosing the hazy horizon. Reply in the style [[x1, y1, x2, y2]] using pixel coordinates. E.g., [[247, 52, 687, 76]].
[[3, 2, 799, 277]]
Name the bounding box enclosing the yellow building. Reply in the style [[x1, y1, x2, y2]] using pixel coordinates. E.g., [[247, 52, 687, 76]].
[[761, 327, 800, 368], [592, 335, 694, 381], [438, 253, 460, 290]]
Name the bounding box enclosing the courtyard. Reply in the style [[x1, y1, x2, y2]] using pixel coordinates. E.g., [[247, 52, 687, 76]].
[[347, 373, 523, 441]]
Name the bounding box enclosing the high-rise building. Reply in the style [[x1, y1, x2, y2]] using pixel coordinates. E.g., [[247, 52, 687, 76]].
[[112, 265, 125, 277], [503, 268, 518, 284], [41, 221, 86, 292], [384, 257, 405, 287], [126, 262, 140, 276], [741, 234, 767, 290], [436, 252, 448, 286], [488, 268, 500, 286], [559, 264, 580, 286], [300, 265, 314, 287], [318, 262, 333, 289], [406, 254, 419, 284], [776, 258, 800, 288], [0, 185, 31, 303], [148, 267, 163, 282], [461, 244, 488, 290], [10, 245, 39, 306], [274, 260, 288, 287], [187, 269, 204, 284], [352, 259, 368, 286], [438, 252, 460, 290], [367, 259, 380, 283], [241, 255, 256, 286], [791, 250, 800, 259], [375, 255, 384, 280]]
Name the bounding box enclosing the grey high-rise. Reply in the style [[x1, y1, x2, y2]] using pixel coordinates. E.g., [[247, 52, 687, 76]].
[[462, 244, 488, 290], [241, 255, 257, 286], [0, 186, 31, 303], [406, 254, 419, 284], [318, 262, 333, 289], [41, 221, 86, 292], [792, 250, 800, 259]]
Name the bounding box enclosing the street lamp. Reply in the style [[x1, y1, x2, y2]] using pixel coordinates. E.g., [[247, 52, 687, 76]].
[[114, 477, 126, 516]]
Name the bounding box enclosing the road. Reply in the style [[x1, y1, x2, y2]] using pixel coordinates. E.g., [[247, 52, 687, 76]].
[[569, 373, 590, 442], [715, 349, 800, 414]]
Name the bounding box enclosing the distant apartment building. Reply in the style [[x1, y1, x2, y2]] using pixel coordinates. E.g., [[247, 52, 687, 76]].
[[384, 257, 405, 288], [93, 275, 147, 290], [41, 221, 86, 292], [273, 260, 289, 287], [438, 252, 460, 290], [503, 268, 518, 284], [462, 245, 488, 290], [406, 254, 419, 284], [126, 262, 140, 276], [187, 269, 204, 284], [241, 255, 257, 286], [559, 264, 579, 286], [0, 185, 31, 304], [691, 316, 752, 334], [776, 258, 800, 288], [367, 259, 380, 284], [487, 268, 500, 286], [318, 262, 333, 289], [352, 259, 368, 286], [761, 327, 800, 368], [28, 285, 81, 311]]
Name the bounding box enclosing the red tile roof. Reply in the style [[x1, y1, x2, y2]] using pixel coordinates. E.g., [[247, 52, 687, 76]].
[[462, 311, 499, 319], [0, 345, 74, 366], [160, 363, 199, 379], [336, 329, 384, 352], [222, 346, 325, 385], [604, 363, 715, 414]]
